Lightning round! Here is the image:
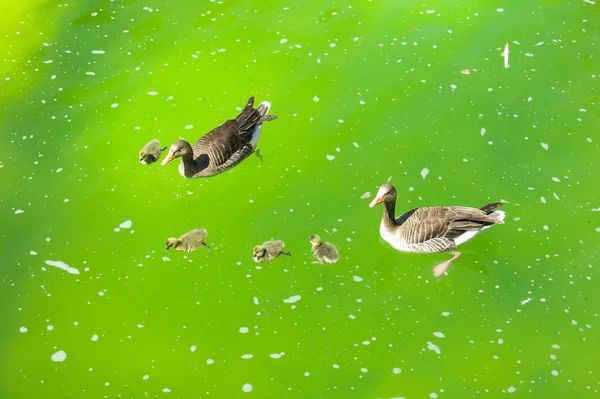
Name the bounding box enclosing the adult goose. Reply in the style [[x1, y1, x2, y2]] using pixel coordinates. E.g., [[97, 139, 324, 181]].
[[369, 183, 505, 277], [161, 97, 277, 178]]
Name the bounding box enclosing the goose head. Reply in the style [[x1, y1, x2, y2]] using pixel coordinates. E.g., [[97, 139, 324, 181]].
[[308, 234, 322, 245], [165, 238, 179, 250], [253, 245, 266, 262], [161, 140, 192, 166], [369, 183, 397, 208]]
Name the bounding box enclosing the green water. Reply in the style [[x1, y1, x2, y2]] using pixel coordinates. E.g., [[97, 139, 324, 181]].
[[1, 0, 599, 398]]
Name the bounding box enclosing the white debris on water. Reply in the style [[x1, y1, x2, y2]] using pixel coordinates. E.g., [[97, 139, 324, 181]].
[[56, 168, 63, 173], [541, 142, 549, 150], [111, 103, 119, 108], [392, 367, 402, 374], [30, 251, 37, 255], [421, 167, 429, 179], [313, 96, 320, 102], [162, 388, 171, 393], [242, 383, 253, 392], [190, 345, 197, 352], [91, 50, 105, 55], [442, 312, 450, 316], [360, 192, 371, 199], [15, 209, 24, 214], [241, 354, 253, 359], [51, 350, 67, 362], [540, 197, 547, 204], [353, 276, 363, 282], [45, 260, 80, 275], [283, 295, 301, 304], [507, 386, 516, 393], [520, 298, 532, 305], [427, 341, 441, 354], [148, 91, 158, 96], [239, 327, 249, 334], [480, 127, 486, 136], [269, 353, 284, 359], [326, 155, 335, 161], [185, 124, 194, 129], [433, 332, 445, 338], [91, 334, 99, 341], [20, 327, 28, 333], [119, 220, 132, 229], [206, 358, 214, 365]]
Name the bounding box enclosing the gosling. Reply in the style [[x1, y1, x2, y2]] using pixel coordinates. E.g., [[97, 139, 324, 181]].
[[139, 139, 166, 164], [166, 228, 210, 254], [253, 240, 291, 263], [308, 234, 339, 264]]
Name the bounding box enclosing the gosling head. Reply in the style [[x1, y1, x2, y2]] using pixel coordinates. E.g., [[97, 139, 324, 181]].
[[165, 238, 179, 250], [308, 234, 322, 245], [139, 150, 157, 165], [253, 245, 266, 262], [369, 183, 397, 208], [161, 140, 191, 166]]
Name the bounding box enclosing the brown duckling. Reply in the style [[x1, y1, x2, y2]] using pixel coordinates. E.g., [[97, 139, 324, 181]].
[[308, 234, 339, 264], [253, 240, 291, 263], [165, 228, 210, 254], [139, 139, 166, 164]]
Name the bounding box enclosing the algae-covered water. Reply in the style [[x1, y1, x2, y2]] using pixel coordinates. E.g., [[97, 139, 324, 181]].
[[1, 1, 599, 398]]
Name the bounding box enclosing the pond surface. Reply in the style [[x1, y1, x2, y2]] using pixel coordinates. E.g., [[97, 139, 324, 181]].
[[1, 0, 599, 398]]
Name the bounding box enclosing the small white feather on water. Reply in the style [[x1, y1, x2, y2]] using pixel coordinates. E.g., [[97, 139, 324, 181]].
[[421, 167, 429, 179], [119, 220, 132, 229], [51, 350, 67, 362], [501, 43, 509, 68], [283, 295, 301, 304], [45, 260, 80, 275], [480, 128, 486, 136], [541, 142, 549, 151]]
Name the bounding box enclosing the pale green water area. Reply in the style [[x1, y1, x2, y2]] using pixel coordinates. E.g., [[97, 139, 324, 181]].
[[1, 0, 600, 398]]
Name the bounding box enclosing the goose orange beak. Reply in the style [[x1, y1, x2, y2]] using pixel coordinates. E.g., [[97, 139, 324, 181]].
[[161, 151, 175, 166], [369, 196, 384, 208]]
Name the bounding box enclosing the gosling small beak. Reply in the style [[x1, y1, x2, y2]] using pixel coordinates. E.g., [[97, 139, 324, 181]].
[[161, 151, 175, 166], [369, 195, 384, 208], [139, 158, 146, 164]]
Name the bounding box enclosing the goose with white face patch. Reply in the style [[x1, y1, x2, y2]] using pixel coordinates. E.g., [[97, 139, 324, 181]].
[[369, 181, 505, 277], [161, 97, 277, 178]]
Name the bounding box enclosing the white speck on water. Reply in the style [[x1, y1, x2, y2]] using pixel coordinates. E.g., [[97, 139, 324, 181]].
[[56, 168, 63, 173], [433, 332, 445, 338], [239, 327, 249, 334], [91, 50, 105, 55], [353, 142, 359, 148], [19, 327, 28, 333], [111, 103, 119, 108], [162, 256, 170, 261], [392, 368, 402, 374], [119, 220, 132, 229], [551, 370, 559, 376], [47, 325, 54, 331], [91, 334, 99, 341], [442, 312, 450, 316], [148, 91, 158, 96], [333, 364, 340, 369], [507, 386, 516, 393], [362, 340, 371, 345], [241, 354, 253, 359], [51, 350, 67, 362], [450, 84, 457, 90], [253, 297, 259, 305], [242, 383, 253, 393], [313, 96, 320, 102], [541, 142, 549, 150], [137, 324, 144, 328], [142, 375, 150, 380], [426, 9, 435, 14], [480, 127, 486, 136], [497, 8, 504, 12], [283, 295, 301, 304], [269, 353, 284, 359], [353, 276, 363, 282], [528, 97, 533, 102], [535, 41, 544, 46], [540, 197, 547, 204], [552, 177, 561, 182], [430, 394, 439, 399], [280, 38, 288, 44], [579, 108, 587, 112], [521, 298, 532, 305], [552, 344, 561, 349], [162, 388, 171, 393], [421, 167, 429, 179], [15, 209, 24, 214], [30, 251, 37, 256], [525, 53, 534, 57], [326, 155, 335, 161], [427, 341, 441, 354], [206, 358, 214, 365], [360, 192, 371, 199], [190, 345, 197, 352], [45, 260, 80, 275], [185, 125, 194, 129]]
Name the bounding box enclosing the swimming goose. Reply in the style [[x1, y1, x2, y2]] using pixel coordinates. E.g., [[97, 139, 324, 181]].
[[308, 234, 340, 264], [139, 139, 166, 164], [369, 183, 505, 277], [166, 228, 210, 254], [253, 240, 291, 263], [161, 97, 277, 178]]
